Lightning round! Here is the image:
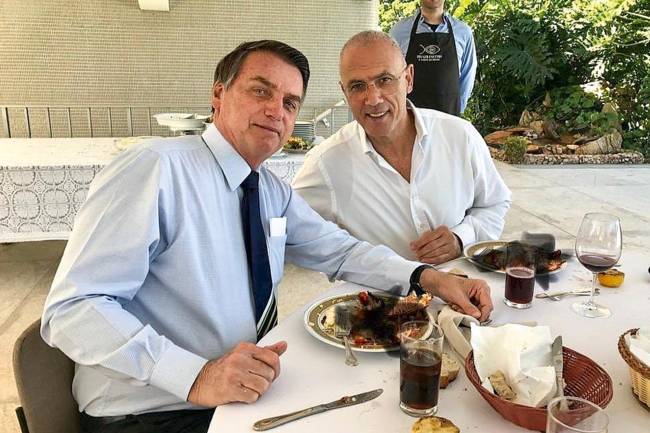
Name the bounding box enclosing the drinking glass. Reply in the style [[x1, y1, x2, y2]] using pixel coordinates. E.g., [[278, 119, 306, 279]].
[[504, 241, 536, 309], [399, 321, 443, 417], [546, 396, 609, 433], [573, 213, 622, 318]]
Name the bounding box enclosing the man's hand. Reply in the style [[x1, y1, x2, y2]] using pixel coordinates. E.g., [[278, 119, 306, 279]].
[[187, 341, 287, 407], [420, 269, 493, 322], [410, 226, 462, 265]]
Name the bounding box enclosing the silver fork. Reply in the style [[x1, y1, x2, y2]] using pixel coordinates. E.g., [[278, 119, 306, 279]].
[[536, 288, 600, 301], [335, 305, 358, 366]]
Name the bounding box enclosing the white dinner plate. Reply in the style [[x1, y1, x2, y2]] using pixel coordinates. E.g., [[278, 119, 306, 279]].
[[463, 240, 568, 275], [303, 291, 433, 352]]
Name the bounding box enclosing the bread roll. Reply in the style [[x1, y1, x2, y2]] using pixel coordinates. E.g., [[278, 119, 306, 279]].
[[439, 352, 460, 388], [411, 416, 460, 433], [488, 370, 516, 400]]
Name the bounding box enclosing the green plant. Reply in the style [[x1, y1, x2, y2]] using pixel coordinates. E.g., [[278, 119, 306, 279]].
[[543, 86, 620, 136], [502, 136, 529, 163], [622, 74, 650, 160], [379, 0, 419, 32], [379, 0, 649, 161]]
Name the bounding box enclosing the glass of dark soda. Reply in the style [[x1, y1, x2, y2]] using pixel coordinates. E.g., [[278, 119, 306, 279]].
[[399, 321, 443, 417], [504, 241, 536, 309]]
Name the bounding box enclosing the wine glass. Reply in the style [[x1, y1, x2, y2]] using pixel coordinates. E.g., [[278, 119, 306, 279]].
[[546, 396, 609, 433], [573, 213, 622, 318]]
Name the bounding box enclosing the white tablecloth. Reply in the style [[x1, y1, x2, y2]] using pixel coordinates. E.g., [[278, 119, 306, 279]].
[[210, 252, 650, 432], [0, 138, 304, 242]]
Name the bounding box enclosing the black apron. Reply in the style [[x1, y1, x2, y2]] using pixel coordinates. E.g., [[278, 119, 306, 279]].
[[405, 13, 461, 116]]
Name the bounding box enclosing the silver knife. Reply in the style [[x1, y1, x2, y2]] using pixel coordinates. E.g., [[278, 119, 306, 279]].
[[551, 336, 564, 399], [252, 388, 383, 431]]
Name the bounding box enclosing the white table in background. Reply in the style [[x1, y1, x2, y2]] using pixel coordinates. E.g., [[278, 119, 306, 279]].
[[209, 251, 650, 433], [0, 138, 304, 242]]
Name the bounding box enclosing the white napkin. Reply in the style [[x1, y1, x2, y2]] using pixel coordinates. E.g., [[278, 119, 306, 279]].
[[626, 326, 650, 367], [436, 305, 479, 359], [470, 323, 557, 407]]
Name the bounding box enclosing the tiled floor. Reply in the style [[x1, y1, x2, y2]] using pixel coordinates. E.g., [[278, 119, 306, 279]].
[[2, 162, 649, 432]]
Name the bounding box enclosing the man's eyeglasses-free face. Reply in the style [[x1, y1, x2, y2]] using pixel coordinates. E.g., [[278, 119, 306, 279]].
[[342, 66, 408, 100]]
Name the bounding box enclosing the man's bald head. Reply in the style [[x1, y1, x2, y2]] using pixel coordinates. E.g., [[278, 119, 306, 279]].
[[337, 30, 414, 146], [340, 31, 406, 72]]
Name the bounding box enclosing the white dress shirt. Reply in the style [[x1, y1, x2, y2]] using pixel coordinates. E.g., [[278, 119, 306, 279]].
[[41, 124, 421, 416], [292, 104, 511, 261]]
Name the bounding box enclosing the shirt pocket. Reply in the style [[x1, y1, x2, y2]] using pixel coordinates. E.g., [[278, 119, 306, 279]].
[[267, 234, 287, 286]]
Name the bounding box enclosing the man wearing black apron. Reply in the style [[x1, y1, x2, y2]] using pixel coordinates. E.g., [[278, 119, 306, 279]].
[[405, 12, 460, 115], [390, 1, 477, 116]]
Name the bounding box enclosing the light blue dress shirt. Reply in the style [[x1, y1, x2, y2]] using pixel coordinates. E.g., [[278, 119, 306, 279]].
[[41, 124, 420, 416], [390, 11, 477, 113]]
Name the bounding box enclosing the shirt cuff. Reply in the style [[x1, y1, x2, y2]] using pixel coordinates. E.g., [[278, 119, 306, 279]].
[[451, 223, 476, 250], [149, 344, 208, 401]]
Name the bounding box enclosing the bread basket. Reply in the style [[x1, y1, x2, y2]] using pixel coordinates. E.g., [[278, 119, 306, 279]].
[[618, 328, 650, 408], [465, 347, 613, 431]]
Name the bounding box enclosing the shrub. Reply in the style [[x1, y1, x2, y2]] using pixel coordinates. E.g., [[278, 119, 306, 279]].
[[502, 136, 529, 163]]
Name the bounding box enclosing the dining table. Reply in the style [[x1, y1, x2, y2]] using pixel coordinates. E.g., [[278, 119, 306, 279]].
[[0, 137, 305, 242], [209, 249, 650, 432]]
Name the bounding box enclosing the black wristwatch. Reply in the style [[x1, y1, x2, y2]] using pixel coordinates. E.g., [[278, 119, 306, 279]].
[[409, 264, 435, 296]]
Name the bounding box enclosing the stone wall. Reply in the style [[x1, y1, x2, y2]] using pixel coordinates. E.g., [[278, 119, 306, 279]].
[[524, 152, 645, 165], [0, 0, 378, 137], [490, 147, 645, 164]]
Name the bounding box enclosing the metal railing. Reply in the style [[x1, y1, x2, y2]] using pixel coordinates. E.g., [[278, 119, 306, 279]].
[[0, 102, 353, 139]]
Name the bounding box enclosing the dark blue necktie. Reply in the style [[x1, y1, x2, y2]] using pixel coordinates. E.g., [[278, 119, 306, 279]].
[[241, 171, 277, 340]]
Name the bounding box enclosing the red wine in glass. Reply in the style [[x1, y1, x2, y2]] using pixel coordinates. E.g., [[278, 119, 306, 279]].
[[573, 213, 622, 318], [577, 254, 618, 273]]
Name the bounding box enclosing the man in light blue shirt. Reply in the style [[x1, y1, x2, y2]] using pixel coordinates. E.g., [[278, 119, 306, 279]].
[[390, 0, 477, 114], [41, 40, 493, 433]]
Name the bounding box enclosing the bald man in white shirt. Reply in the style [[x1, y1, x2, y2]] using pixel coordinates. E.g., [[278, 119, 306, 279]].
[[293, 31, 511, 265]]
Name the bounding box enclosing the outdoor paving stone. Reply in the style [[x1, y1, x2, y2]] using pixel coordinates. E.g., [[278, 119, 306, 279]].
[[277, 264, 337, 321], [519, 165, 650, 187], [0, 261, 53, 326], [0, 240, 66, 263], [0, 403, 21, 433], [0, 266, 51, 408], [497, 167, 556, 189], [572, 185, 650, 220]]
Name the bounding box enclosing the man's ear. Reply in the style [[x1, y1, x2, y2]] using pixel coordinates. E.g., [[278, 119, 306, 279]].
[[405, 64, 414, 94], [211, 82, 224, 114]]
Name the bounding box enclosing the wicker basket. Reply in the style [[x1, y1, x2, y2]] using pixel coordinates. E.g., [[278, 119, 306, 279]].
[[618, 328, 650, 408], [465, 347, 613, 431]]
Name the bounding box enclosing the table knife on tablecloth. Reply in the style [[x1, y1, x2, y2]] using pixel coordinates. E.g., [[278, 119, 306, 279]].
[[252, 388, 383, 431]]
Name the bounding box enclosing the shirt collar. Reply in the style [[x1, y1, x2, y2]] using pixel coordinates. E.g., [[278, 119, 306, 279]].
[[201, 123, 252, 191], [417, 9, 448, 30], [409, 99, 429, 150], [356, 100, 429, 157]]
